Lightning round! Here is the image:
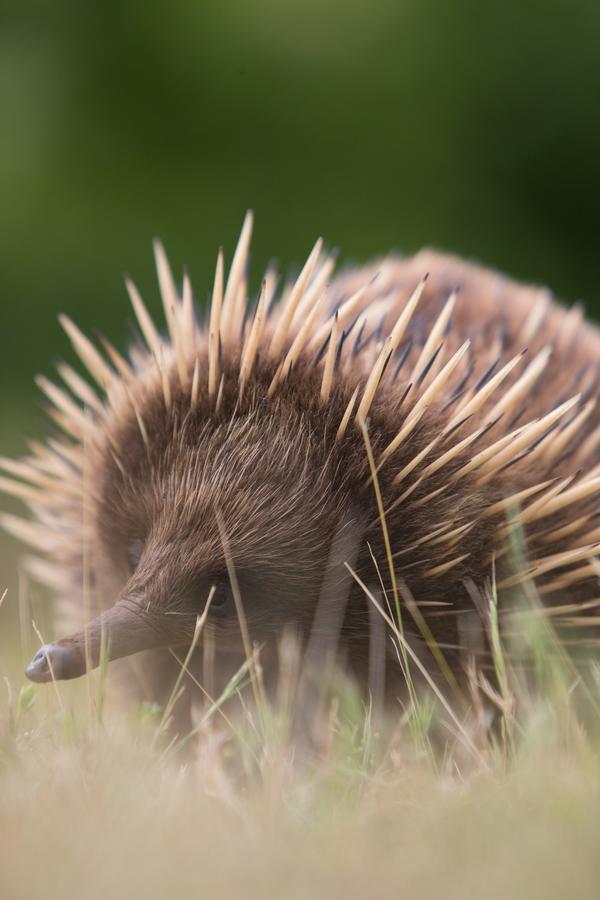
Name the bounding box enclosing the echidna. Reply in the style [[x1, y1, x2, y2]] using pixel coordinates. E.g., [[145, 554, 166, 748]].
[[3, 211, 600, 710]]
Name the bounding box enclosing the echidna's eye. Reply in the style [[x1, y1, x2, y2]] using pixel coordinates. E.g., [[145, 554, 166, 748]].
[[207, 580, 233, 616], [188, 577, 232, 616], [128, 539, 144, 572]]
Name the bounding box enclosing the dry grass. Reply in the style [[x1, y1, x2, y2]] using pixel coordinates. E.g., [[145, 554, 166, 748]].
[[2, 442, 600, 899], [2, 578, 600, 900]]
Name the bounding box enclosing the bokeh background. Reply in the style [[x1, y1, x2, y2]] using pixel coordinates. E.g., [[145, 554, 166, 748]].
[[1, 1, 600, 649]]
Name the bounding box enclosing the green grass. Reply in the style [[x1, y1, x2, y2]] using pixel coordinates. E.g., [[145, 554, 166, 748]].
[[2, 565, 600, 900]]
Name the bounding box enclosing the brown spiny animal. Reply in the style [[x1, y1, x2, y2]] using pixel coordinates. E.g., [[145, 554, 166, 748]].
[[2, 211, 600, 716]]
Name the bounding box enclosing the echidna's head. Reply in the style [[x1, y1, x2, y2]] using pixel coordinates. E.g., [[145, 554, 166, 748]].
[[26, 375, 360, 683]]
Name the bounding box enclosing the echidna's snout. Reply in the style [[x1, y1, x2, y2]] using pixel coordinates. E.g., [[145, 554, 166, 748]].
[[26, 643, 84, 682], [25, 596, 167, 683]]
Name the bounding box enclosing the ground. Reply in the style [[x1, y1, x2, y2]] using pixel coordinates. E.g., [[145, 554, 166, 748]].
[[1, 557, 600, 900]]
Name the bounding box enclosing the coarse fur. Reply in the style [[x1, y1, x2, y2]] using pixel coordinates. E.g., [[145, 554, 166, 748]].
[[3, 212, 600, 721]]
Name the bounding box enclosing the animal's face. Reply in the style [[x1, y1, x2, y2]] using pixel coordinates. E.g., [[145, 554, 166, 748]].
[[105, 404, 349, 633], [26, 400, 358, 682]]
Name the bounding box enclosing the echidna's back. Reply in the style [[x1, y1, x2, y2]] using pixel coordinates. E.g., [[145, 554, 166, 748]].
[[328, 249, 600, 435]]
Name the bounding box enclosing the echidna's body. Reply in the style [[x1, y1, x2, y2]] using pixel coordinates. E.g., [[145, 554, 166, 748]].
[[3, 212, 600, 712]]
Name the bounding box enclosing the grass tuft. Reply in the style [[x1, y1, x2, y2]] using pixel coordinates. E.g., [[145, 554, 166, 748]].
[[2, 488, 600, 897]]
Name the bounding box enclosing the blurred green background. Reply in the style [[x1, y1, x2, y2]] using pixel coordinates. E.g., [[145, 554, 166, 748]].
[[1, 1, 600, 644], [3, 0, 600, 441]]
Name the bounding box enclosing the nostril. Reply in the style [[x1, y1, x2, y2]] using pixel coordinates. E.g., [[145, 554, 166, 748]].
[[25, 643, 83, 683], [25, 645, 54, 683]]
